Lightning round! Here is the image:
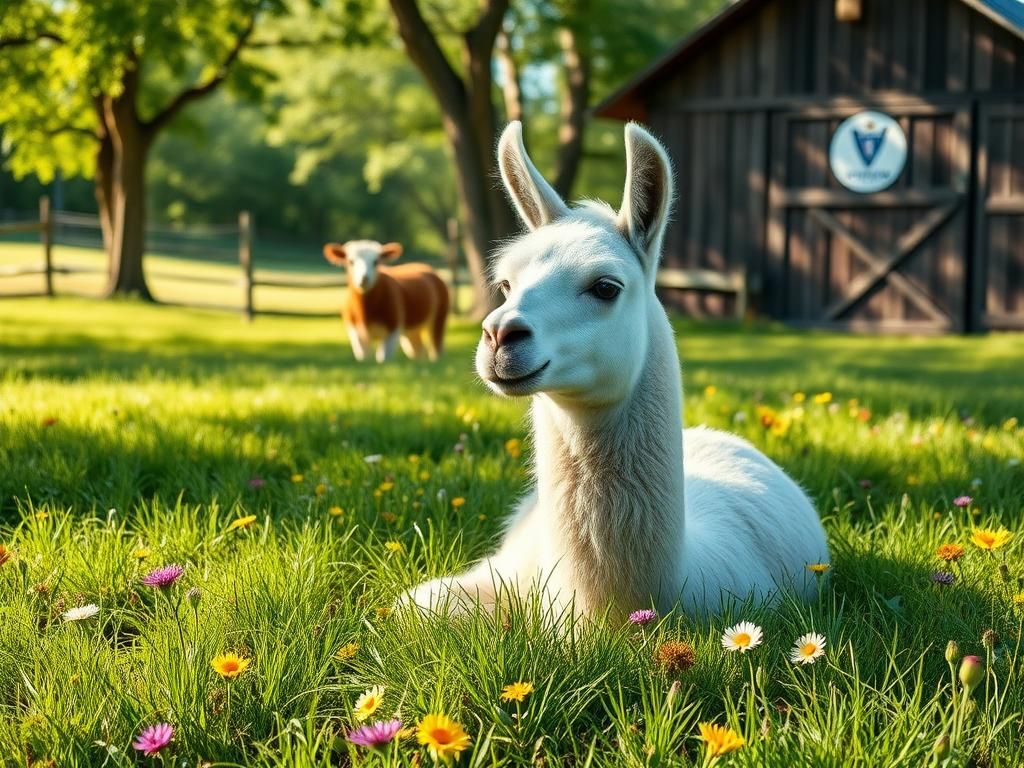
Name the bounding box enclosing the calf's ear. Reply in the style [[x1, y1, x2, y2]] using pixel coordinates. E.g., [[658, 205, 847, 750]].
[[497, 121, 568, 231], [379, 242, 403, 261], [617, 123, 674, 270], [323, 243, 348, 266]]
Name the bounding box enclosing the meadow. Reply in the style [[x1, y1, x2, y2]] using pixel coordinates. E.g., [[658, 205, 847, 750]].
[[0, 295, 1022, 766]]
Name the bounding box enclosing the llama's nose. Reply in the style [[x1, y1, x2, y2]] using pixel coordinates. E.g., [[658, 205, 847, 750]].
[[483, 317, 532, 351]]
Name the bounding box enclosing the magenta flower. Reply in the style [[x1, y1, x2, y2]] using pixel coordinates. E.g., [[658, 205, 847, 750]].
[[347, 719, 403, 748], [628, 609, 658, 626], [142, 564, 184, 589], [133, 722, 173, 755], [953, 495, 972, 508], [248, 477, 266, 489], [931, 571, 955, 586]]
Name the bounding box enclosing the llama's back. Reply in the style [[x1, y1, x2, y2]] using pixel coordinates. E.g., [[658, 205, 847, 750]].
[[677, 425, 829, 612]]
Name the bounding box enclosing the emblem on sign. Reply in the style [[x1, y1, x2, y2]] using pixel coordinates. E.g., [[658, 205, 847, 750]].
[[829, 111, 907, 193]]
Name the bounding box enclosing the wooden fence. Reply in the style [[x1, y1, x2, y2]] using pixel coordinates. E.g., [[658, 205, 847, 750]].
[[1, 197, 747, 319]]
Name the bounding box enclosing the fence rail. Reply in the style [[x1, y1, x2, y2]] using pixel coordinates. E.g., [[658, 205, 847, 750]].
[[2, 197, 748, 320]]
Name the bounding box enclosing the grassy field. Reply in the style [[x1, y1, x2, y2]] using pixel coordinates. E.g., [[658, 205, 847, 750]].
[[1, 296, 1022, 766]]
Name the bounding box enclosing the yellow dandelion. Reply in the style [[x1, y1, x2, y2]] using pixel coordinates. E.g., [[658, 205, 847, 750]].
[[451, 497, 466, 509], [419, 470, 430, 481], [417, 713, 471, 763], [505, 438, 521, 458], [353, 685, 384, 721], [228, 515, 257, 531], [315, 483, 328, 496], [133, 547, 151, 559], [290, 473, 304, 483], [812, 392, 832, 405], [936, 543, 965, 562], [379, 481, 394, 492], [698, 722, 745, 757], [408, 454, 420, 464], [335, 642, 359, 661], [1012, 592, 1024, 606], [328, 506, 344, 517], [792, 391, 806, 403], [385, 540, 403, 553], [499, 681, 534, 703], [375, 606, 391, 620], [211, 652, 251, 679], [806, 562, 831, 575], [971, 528, 1012, 551], [35, 511, 49, 520], [704, 385, 717, 397]]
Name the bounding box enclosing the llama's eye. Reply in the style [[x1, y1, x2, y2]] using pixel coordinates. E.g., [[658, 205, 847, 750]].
[[498, 280, 511, 298], [589, 279, 622, 302]]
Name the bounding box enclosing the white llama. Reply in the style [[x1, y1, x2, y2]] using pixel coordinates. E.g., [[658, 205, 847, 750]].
[[405, 121, 830, 618]]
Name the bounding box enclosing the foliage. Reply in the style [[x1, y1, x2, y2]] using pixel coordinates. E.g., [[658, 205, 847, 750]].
[[0, 297, 1022, 765]]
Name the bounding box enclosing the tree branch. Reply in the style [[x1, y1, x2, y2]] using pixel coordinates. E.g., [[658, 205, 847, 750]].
[[144, 13, 257, 133], [0, 31, 64, 48], [388, 0, 466, 111], [247, 34, 347, 48]]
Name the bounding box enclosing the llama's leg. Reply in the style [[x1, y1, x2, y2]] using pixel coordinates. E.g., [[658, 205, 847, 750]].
[[400, 329, 425, 360], [348, 327, 368, 362], [376, 330, 399, 363]]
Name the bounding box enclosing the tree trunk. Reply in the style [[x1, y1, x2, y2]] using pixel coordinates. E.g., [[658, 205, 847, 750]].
[[495, 28, 523, 125], [93, 110, 116, 257], [552, 24, 591, 199]]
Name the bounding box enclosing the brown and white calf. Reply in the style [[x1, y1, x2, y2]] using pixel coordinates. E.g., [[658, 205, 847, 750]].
[[323, 240, 448, 362]]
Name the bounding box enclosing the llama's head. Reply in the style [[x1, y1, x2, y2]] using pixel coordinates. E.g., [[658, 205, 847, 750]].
[[323, 240, 403, 293], [476, 121, 674, 406]]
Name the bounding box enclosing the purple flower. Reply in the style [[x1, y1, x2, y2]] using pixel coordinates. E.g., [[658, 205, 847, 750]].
[[931, 571, 955, 586], [628, 609, 658, 626], [133, 722, 173, 755], [953, 495, 972, 508], [347, 719, 403, 748], [248, 477, 266, 489], [142, 564, 184, 589]]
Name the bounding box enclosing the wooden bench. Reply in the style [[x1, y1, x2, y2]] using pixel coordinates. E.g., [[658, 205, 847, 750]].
[[654, 267, 749, 320]]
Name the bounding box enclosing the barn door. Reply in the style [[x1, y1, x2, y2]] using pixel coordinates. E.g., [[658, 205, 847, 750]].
[[766, 105, 971, 332], [973, 104, 1024, 331]]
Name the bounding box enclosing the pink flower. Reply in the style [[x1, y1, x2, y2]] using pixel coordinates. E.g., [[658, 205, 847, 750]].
[[142, 564, 184, 589], [628, 609, 658, 626], [248, 477, 266, 489], [133, 722, 173, 755], [347, 719, 403, 748], [953, 495, 972, 508]]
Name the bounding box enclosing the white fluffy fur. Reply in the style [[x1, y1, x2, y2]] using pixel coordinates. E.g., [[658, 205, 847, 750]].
[[404, 121, 830, 618]]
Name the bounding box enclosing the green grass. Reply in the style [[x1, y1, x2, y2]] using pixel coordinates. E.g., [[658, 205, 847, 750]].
[[1, 296, 1022, 766]]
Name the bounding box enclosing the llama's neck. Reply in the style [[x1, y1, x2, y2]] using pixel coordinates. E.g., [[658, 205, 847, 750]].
[[531, 307, 685, 616]]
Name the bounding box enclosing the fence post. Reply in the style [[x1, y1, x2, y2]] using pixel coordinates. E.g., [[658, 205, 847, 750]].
[[239, 211, 253, 321], [446, 216, 459, 315], [40, 196, 53, 297]]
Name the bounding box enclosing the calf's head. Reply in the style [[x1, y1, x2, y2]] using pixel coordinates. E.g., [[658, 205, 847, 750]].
[[476, 121, 674, 407], [323, 240, 403, 293]]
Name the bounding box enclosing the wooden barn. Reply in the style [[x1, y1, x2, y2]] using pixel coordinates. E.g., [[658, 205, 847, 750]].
[[596, 0, 1024, 332]]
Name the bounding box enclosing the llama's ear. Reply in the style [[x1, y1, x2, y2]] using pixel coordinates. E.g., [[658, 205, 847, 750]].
[[497, 121, 569, 231], [323, 243, 348, 266], [617, 123, 674, 267], [379, 242, 403, 261]]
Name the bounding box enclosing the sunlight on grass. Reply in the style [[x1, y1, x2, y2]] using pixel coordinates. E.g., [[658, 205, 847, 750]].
[[0, 297, 1022, 765]]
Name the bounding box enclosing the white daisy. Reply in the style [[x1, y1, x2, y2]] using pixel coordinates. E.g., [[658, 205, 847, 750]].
[[721, 621, 763, 653], [62, 603, 100, 622], [790, 632, 827, 665]]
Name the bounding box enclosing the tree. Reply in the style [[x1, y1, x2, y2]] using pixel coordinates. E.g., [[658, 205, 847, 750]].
[[0, 0, 278, 298]]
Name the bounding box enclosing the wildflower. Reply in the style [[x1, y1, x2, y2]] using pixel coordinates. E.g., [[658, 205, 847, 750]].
[[364, 454, 383, 463], [335, 642, 359, 661], [62, 604, 100, 622], [931, 571, 955, 586], [291, 473, 304, 483], [935, 543, 964, 562], [133, 547, 151, 559], [655, 640, 696, 675], [721, 621, 763, 653], [354, 685, 384, 721], [133, 722, 174, 756], [328, 506, 344, 517], [628, 609, 658, 626], [141, 564, 184, 589], [953, 495, 972, 508], [416, 713, 471, 763], [247, 477, 266, 489], [315, 483, 328, 496], [812, 392, 832, 405], [211, 652, 251, 679], [933, 733, 950, 760], [35, 511, 48, 520], [971, 528, 1011, 551], [499, 681, 534, 703], [348, 719, 403, 749], [41, 416, 58, 427], [0, 545, 11, 566], [698, 722, 745, 757], [945, 640, 960, 665], [228, 515, 257, 531], [419, 470, 430, 481], [959, 655, 983, 693], [1012, 592, 1024, 606], [981, 629, 999, 649], [451, 497, 466, 509], [378, 481, 394, 492], [792, 391, 806, 403], [375, 607, 391, 620], [806, 562, 830, 575], [381, 511, 398, 523], [789, 632, 826, 665], [186, 587, 201, 607], [385, 541, 403, 553], [704, 385, 717, 397], [505, 438, 521, 458]]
